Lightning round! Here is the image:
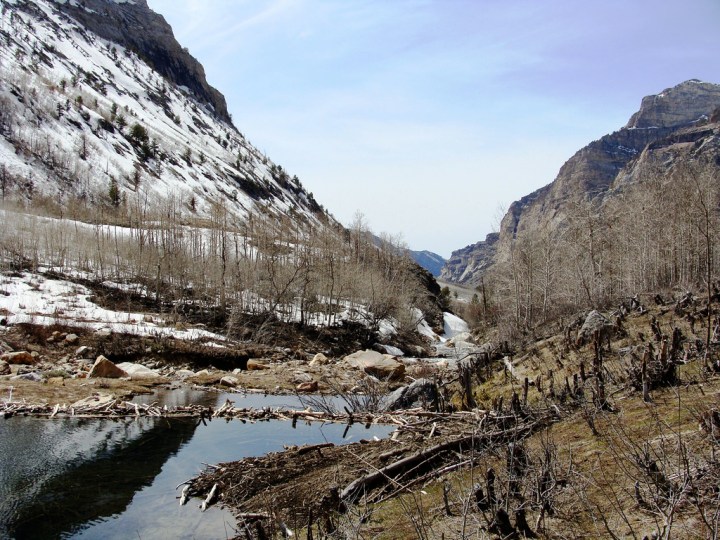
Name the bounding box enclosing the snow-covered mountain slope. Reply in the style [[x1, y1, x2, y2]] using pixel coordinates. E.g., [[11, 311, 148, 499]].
[[0, 0, 325, 223]]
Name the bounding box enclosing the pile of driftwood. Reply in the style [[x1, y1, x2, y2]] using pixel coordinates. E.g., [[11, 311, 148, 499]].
[[0, 395, 499, 427], [183, 407, 559, 538]]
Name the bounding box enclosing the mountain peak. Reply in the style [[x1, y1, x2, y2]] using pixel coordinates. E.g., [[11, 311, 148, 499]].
[[53, 0, 230, 123], [624, 79, 720, 130]]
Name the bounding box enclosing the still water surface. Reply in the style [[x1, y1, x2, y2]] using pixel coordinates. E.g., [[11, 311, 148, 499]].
[[0, 389, 394, 539]]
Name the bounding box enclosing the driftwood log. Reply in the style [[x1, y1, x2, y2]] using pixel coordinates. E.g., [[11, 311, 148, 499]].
[[339, 416, 549, 503]]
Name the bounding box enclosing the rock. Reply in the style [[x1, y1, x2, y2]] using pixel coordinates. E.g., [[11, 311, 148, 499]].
[[220, 375, 239, 388], [11, 372, 42, 382], [0, 341, 12, 353], [47, 377, 65, 386], [176, 369, 196, 379], [1, 351, 36, 365], [0, 361, 9, 375], [296, 381, 319, 392], [309, 353, 329, 366], [576, 310, 614, 346], [195, 369, 211, 377], [381, 378, 438, 411], [74, 345, 90, 357], [379, 344, 405, 357], [116, 362, 160, 379], [292, 371, 313, 383], [247, 359, 269, 371], [343, 350, 405, 380], [88, 356, 128, 378], [65, 333, 79, 344]]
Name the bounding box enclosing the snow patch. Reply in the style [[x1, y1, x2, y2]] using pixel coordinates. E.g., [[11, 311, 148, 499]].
[[0, 272, 225, 342], [443, 312, 469, 339]]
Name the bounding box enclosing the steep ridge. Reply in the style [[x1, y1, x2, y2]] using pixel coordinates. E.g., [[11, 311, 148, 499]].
[[442, 80, 720, 285], [52, 0, 231, 123], [0, 0, 324, 224], [409, 250, 446, 277]]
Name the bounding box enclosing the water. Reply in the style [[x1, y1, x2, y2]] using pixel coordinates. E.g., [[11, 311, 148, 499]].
[[0, 390, 394, 539]]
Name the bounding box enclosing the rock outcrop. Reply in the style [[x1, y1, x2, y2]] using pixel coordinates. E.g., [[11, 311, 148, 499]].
[[440, 233, 498, 283], [442, 80, 720, 285], [53, 0, 231, 123]]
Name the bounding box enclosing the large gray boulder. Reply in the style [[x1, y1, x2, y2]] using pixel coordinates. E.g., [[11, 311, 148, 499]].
[[576, 310, 614, 346], [343, 350, 405, 380], [381, 379, 438, 411]]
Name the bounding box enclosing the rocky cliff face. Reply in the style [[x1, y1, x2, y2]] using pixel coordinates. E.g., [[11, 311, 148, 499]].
[[440, 232, 498, 283], [442, 80, 720, 286], [53, 0, 231, 123], [625, 80, 719, 129]]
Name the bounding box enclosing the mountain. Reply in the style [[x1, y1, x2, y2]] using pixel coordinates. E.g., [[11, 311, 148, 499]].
[[0, 0, 325, 223], [442, 80, 720, 285], [439, 233, 497, 283], [408, 250, 446, 277]]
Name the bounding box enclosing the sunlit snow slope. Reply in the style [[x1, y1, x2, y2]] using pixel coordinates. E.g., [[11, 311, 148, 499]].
[[0, 0, 325, 223]]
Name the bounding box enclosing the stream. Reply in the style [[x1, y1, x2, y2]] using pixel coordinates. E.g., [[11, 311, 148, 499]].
[[0, 389, 395, 539]]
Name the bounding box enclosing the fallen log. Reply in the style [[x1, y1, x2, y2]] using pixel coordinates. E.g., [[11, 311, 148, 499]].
[[201, 483, 218, 511], [339, 418, 547, 503], [297, 442, 335, 455]]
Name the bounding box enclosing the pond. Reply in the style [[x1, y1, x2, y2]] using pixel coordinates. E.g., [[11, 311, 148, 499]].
[[0, 389, 395, 539]]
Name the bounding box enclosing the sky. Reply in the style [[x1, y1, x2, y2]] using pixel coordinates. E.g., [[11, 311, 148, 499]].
[[145, 0, 720, 258]]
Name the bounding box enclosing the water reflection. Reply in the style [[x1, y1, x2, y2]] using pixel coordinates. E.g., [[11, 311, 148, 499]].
[[0, 390, 394, 539]]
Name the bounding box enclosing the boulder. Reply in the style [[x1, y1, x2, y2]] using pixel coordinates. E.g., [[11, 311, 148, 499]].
[[296, 381, 319, 392], [309, 353, 329, 367], [88, 356, 128, 378], [176, 369, 196, 379], [1, 351, 36, 365], [65, 333, 79, 345], [220, 375, 239, 388], [344, 350, 405, 380], [247, 359, 269, 371], [74, 345, 90, 357], [576, 310, 614, 346], [381, 378, 438, 411], [116, 362, 160, 379], [0, 360, 9, 375]]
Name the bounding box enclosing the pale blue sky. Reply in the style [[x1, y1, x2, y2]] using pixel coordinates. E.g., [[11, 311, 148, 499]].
[[146, 0, 720, 257]]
